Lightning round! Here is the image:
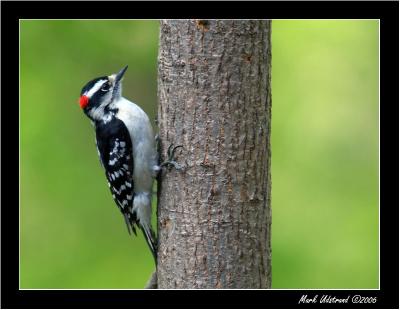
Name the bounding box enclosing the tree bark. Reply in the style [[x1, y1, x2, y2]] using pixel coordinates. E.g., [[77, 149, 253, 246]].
[[157, 19, 272, 289]]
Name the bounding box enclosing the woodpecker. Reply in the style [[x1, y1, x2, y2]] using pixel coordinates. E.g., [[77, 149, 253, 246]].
[[78, 66, 179, 264]]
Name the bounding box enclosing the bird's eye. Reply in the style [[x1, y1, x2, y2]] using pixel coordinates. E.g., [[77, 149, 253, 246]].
[[101, 84, 110, 92]]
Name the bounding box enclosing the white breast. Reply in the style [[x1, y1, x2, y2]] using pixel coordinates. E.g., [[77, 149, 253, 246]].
[[115, 97, 157, 193]]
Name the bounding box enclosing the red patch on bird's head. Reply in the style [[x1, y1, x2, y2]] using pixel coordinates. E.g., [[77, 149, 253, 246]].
[[79, 95, 89, 109]]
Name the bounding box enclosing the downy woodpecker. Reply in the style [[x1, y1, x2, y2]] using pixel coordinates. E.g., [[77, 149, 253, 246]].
[[78, 66, 166, 263]]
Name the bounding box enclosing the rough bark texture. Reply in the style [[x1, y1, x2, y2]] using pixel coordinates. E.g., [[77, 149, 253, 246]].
[[157, 19, 272, 289]]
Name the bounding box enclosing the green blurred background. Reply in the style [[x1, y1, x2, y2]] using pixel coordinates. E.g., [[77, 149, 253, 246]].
[[20, 20, 379, 289]]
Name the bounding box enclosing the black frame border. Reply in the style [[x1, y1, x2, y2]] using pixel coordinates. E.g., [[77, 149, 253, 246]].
[[2, 1, 398, 308]]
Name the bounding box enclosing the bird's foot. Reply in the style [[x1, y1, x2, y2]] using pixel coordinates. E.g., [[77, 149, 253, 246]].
[[160, 143, 183, 171]]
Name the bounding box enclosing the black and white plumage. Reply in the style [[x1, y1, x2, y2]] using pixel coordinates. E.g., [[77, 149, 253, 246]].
[[95, 118, 135, 231], [79, 66, 159, 263]]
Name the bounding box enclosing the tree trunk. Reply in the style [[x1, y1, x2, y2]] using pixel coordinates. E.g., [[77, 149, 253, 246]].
[[157, 19, 272, 289]]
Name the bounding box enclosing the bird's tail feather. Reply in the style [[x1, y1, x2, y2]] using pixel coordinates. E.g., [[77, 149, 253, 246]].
[[140, 225, 158, 265], [123, 213, 137, 236]]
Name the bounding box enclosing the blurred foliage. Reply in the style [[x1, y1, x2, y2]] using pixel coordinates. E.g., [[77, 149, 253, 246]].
[[271, 20, 378, 288], [20, 20, 378, 289]]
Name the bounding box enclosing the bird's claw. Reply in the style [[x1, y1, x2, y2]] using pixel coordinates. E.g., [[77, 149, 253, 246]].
[[160, 143, 183, 171]]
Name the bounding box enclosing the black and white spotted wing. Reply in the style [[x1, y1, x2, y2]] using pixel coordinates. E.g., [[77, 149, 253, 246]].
[[95, 118, 137, 234]]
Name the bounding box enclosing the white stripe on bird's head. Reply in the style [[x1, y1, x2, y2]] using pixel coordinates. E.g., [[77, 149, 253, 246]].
[[84, 79, 108, 98]]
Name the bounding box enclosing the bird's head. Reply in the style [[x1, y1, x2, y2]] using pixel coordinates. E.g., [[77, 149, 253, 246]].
[[78, 66, 128, 120]]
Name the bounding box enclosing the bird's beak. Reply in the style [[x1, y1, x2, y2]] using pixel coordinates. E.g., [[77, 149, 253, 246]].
[[115, 65, 128, 84]]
